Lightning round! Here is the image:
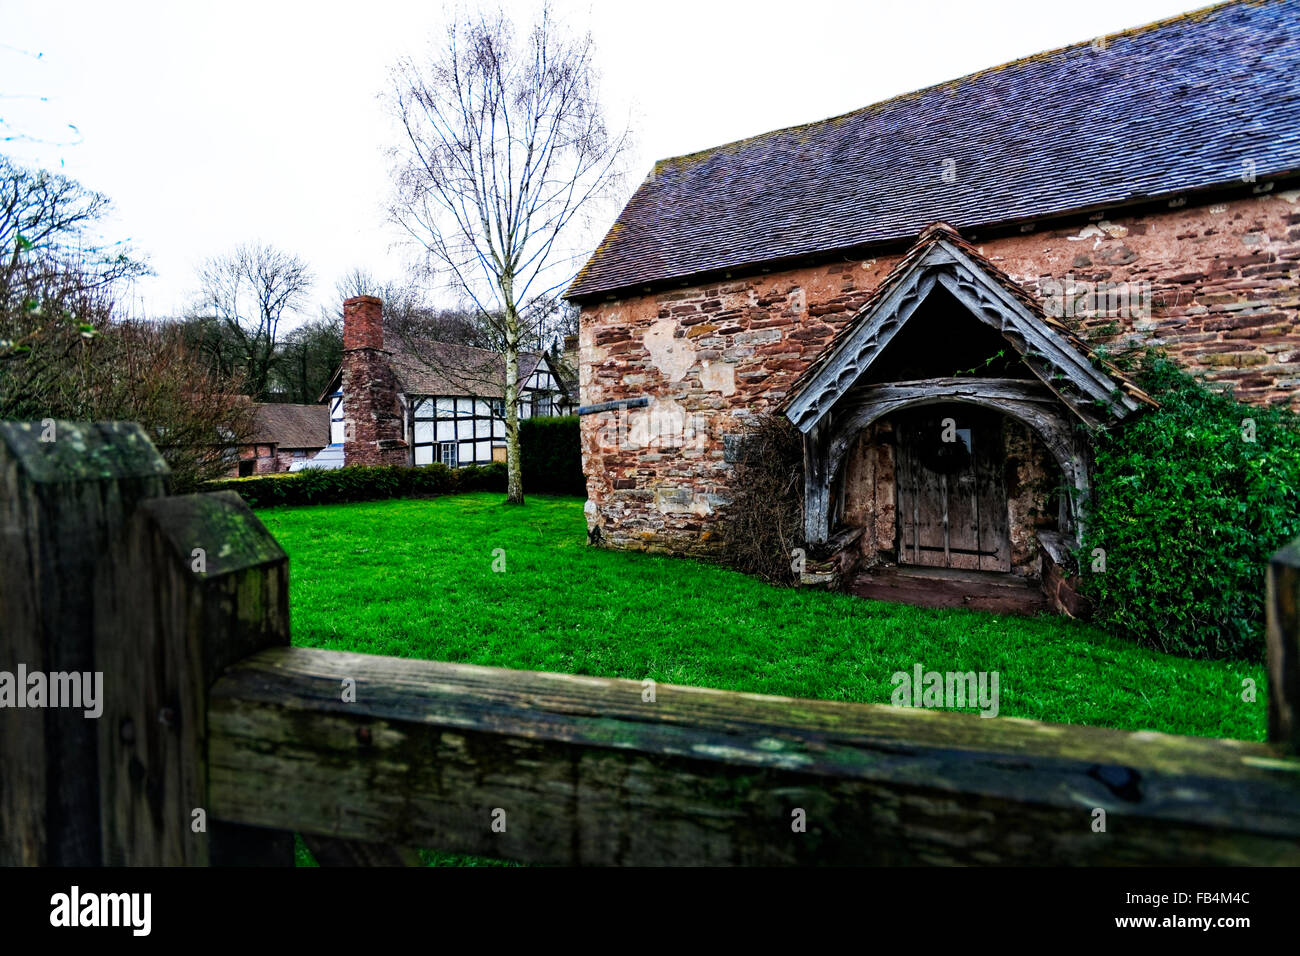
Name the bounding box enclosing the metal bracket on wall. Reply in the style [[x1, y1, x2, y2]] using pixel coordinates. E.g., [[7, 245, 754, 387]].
[[577, 397, 650, 416]]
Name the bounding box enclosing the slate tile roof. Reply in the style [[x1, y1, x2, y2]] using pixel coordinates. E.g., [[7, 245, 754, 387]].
[[567, 0, 1300, 301], [250, 403, 330, 449]]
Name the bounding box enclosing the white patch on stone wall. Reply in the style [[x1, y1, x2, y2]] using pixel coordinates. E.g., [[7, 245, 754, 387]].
[[1098, 221, 1128, 239], [644, 318, 696, 382], [1277, 189, 1300, 205], [625, 396, 707, 450], [579, 323, 604, 403], [1067, 224, 1105, 242], [654, 486, 714, 516], [700, 360, 736, 396]]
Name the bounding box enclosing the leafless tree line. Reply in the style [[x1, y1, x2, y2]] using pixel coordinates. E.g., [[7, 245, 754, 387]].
[[0, 155, 251, 490], [2, 2, 629, 499]]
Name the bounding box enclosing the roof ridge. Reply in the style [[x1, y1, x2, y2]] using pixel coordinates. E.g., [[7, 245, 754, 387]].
[[397, 335, 545, 361], [569, 0, 1298, 300]]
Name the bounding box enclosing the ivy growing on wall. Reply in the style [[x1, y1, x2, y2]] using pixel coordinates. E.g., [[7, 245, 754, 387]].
[[1078, 355, 1300, 661]]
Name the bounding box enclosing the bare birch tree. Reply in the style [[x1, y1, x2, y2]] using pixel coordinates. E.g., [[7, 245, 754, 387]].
[[386, 2, 629, 504]]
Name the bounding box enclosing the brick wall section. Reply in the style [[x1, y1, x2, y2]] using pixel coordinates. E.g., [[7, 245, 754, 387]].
[[225, 444, 278, 477], [342, 295, 409, 468], [224, 445, 323, 476], [578, 191, 1300, 555], [225, 445, 276, 477]]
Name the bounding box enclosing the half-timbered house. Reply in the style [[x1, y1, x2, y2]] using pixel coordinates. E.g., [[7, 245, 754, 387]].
[[304, 295, 574, 470]]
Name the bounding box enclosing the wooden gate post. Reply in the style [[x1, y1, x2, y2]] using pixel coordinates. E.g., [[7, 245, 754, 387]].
[[0, 421, 171, 865], [95, 491, 294, 864], [1267, 537, 1300, 754]]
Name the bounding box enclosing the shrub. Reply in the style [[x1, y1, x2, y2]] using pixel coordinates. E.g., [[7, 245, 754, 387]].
[[454, 461, 509, 493], [720, 414, 805, 585], [205, 461, 505, 508], [1078, 355, 1300, 661], [205, 418, 585, 508], [520, 415, 584, 496]]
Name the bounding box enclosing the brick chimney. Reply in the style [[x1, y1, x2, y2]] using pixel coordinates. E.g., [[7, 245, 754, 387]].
[[341, 295, 408, 467]]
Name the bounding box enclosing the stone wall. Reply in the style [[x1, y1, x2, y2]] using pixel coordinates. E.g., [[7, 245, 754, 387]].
[[985, 191, 1300, 406], [578, 190, 1300, 556], [839, 421, 896, 567], [1003, 419, 1062, 575]]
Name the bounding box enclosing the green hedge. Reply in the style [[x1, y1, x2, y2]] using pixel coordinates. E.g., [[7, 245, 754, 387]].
[[204, 416, 582, 507], [520, 415, 584, 496], [1078, 356, 1300, 662], [206, 462, 506, 508]]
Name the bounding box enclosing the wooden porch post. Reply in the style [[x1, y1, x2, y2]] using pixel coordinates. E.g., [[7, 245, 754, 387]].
[[1063, 430, 1094, 544], [802, 423, 829, 548]]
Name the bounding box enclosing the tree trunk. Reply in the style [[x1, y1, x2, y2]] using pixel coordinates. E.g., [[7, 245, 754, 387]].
[[503, 292, 524, 506]]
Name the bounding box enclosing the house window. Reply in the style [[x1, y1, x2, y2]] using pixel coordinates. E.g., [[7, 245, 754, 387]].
[[491, 399, 505, 418], [292, 449, 307, 460], [439, 442, 458, 467], [537, 392, 552, 417]]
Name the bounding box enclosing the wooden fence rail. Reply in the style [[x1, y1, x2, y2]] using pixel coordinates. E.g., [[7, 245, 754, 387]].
[[2, 421, 1300, 866]]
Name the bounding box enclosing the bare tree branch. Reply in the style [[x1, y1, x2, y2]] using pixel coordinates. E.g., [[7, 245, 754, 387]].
[[198, 242, 314, 401]]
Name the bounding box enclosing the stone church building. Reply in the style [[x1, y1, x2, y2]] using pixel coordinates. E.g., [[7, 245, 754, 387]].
[[564, 0, 1300, 610]]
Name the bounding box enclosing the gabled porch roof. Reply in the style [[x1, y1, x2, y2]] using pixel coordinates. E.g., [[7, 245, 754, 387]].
[[781, 222, 1156, 435]]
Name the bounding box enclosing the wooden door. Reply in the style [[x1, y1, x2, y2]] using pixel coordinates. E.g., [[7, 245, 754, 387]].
[[896, 408, 1011, 572]]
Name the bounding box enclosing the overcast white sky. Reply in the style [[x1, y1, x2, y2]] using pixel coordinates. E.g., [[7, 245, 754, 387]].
[[1, 0, 1200, 323]]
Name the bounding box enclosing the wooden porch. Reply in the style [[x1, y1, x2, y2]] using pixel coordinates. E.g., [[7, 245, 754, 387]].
[[849, 564, 1051, 616]]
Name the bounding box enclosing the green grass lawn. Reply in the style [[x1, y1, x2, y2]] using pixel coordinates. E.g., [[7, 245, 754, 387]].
[[259, 492, 1265, 739], [260, 492, 1267, 866]]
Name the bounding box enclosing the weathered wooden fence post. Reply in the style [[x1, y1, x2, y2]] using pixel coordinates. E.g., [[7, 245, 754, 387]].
[[1267, 537, 1300, 754], [95, 490, 295, 864], [0, 421, 170, 865], [1, 422, 294, 865]]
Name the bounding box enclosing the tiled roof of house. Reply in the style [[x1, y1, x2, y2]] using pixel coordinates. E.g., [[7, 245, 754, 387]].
[[317, 339, 567, 403], [566, 0, 1300, 300], [251, 403, 330, 449], [387, 339, 552, 399]]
